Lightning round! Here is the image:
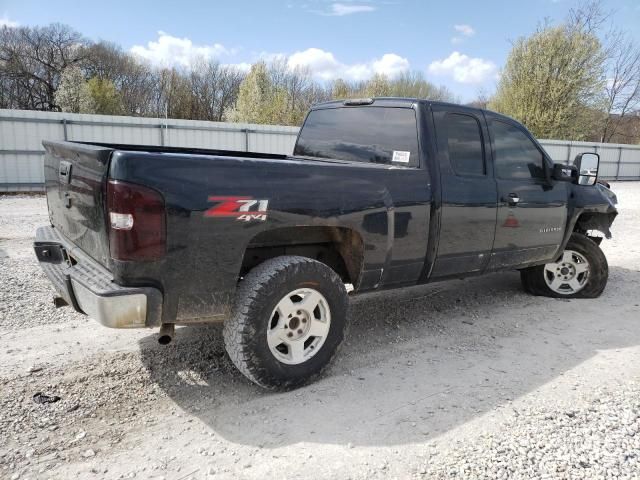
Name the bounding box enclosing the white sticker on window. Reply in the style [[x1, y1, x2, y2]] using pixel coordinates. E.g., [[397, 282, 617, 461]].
[[392, 150, 410, 164]]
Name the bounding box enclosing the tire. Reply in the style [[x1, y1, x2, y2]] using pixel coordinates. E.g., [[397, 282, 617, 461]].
[[520, 233, 608, 299], [223, 255, 349, 390]]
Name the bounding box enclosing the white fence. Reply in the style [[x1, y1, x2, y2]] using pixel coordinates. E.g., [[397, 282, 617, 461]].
[[0, 110, 299, 192], [1, 109, 639, 191], [542, 139, 640, 182]]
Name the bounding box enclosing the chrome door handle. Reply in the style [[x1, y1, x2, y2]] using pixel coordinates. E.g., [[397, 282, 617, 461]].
[[506, 193, 520, 205]]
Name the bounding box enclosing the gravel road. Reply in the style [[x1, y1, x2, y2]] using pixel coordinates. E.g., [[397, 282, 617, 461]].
[[1, 184, 639, 480]]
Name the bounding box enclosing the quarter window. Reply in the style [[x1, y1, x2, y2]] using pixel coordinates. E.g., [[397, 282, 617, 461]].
[[446, 113, 485, 176], [492, 121, 545, 180]]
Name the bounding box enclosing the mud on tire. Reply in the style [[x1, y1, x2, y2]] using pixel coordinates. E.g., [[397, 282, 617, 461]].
[[223, 255, 349, 390]]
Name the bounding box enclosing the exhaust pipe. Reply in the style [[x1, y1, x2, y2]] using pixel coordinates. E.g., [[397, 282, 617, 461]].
[[158, 323, 175, 345]]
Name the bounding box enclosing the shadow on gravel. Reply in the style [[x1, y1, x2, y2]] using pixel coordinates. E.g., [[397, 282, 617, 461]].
[[138, 266, 640, 448]]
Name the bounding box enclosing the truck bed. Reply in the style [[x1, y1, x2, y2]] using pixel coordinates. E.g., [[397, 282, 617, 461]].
[[42, 140, 434, 325]]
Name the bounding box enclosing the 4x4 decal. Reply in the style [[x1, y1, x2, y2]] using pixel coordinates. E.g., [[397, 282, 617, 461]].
[[205, 196, 269, 222]]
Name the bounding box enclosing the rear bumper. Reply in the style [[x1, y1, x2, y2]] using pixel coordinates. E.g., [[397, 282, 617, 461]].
[[34, 226, 162, 328]]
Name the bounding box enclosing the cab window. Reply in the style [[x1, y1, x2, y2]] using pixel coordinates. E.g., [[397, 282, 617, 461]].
[[491, 120, 545, 180], [446, 113, 485, 176]]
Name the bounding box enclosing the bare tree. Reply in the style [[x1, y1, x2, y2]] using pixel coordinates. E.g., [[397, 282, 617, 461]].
[[467, 88, 490, 109], [189, 59, 244, 121], [566, 1, 640, 143], [268, 59, 318, 125], [567, 1, 610, 35], [151, 67, 194, 119], [83, 42, 156, 116], [599, 32, 640, 142], [0, 23, 88, 110]]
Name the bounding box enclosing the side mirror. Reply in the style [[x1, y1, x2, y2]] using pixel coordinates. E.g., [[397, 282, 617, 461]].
[[551, 163, 577, 182], [574, 152, 600, 186]]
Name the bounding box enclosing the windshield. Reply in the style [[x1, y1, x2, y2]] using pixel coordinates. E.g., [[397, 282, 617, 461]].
[[294, 106, 420, 167]]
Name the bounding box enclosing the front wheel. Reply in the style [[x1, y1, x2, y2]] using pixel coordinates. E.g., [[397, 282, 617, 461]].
[[520, 233, 608, 298], [223, 256, 349, 390]]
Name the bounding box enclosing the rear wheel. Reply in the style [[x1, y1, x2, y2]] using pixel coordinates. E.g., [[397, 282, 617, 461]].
[[520, 233, 608, 298], [223, 256, 349, 390]]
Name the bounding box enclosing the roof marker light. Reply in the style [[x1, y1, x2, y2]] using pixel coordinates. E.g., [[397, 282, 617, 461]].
[[343, 98, 374, 106]]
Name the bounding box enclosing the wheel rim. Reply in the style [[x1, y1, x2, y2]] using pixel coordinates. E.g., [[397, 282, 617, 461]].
[[267, 288, 331, 365], [544, 249, 590, 295]]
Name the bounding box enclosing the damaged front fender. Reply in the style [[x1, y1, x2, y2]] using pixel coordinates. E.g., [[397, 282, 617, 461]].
[[556, 182, 618, 257]]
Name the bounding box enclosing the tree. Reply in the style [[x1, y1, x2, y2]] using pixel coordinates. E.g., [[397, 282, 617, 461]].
[[267, 59, 325, 125], [490, 20, 606, 140], [467, 88, 490, 109], [331, 78, 350, 99], [83, 41, 156, 116], [0, 23, 88, 110], [228, 62, 270, 124], [364, 74, 391, 97], [389, 71, 456, 101], [600, 36, 640, 142], [188, 59, 244, 122], [228, 62, 290, 125], [54, 65, 92, 113], [149, 67, 194, 120], [87, 77, 122, 115]]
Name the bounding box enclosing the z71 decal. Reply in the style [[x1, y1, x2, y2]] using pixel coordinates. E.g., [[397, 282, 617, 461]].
[[205, 196, 269, 222]]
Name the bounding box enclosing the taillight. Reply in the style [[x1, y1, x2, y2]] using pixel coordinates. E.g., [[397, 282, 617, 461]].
[[107, 180, 166, 261]]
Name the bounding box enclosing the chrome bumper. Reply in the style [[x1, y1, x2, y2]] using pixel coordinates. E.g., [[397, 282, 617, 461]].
[[34, 226, 162, 328]]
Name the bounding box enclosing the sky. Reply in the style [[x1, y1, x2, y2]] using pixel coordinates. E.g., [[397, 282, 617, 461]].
[[1, 0, 640, 101]]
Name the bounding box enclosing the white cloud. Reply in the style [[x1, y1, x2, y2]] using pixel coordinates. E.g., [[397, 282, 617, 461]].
[[0, 15, 19, 28], [372, 53, 411, 77], [130, 31, 232, 67], [288, 48, 341, 80], [428, 51, 497, 84], [129, 32, 409, 82], [222, 62, 252, 73], [451, 24, 475, 45], [326, 3, 376, 16], [454, 24, 475, 37], [287, 48, 409, 81]]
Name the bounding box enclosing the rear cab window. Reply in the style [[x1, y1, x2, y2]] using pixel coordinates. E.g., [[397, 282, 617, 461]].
[[294, 106, 420, 167], [445, 113, 485, 176]]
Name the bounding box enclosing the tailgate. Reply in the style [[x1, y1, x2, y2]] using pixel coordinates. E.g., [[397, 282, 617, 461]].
[[42, 141, 114, 267]]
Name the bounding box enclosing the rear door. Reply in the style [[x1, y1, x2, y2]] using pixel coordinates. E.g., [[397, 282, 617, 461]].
[[485, 114, 568, 270], [430, 105, 497, 278]]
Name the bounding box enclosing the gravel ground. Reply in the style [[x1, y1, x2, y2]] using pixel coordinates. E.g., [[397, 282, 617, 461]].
[[0, 184, 639, 480], [0, 195, 84, 331]]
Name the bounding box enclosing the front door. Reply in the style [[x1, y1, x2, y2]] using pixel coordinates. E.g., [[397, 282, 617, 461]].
[[486, 114, 568, 270]]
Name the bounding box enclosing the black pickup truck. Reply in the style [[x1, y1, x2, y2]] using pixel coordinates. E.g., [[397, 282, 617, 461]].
[[34, 98, 618, 389]]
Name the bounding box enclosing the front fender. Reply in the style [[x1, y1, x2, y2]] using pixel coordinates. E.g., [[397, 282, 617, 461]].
[[557, 183, 618, 258]]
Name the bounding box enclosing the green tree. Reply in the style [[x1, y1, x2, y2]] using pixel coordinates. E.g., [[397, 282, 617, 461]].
[[389, 71, 456, 102], [87, 77, 123, 115], [54, 65, 93, 113], [331, 78, 350, 99], [489, 21, 606, 140], [364, 73, 391, 97], [228, 62, 289, 125]]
